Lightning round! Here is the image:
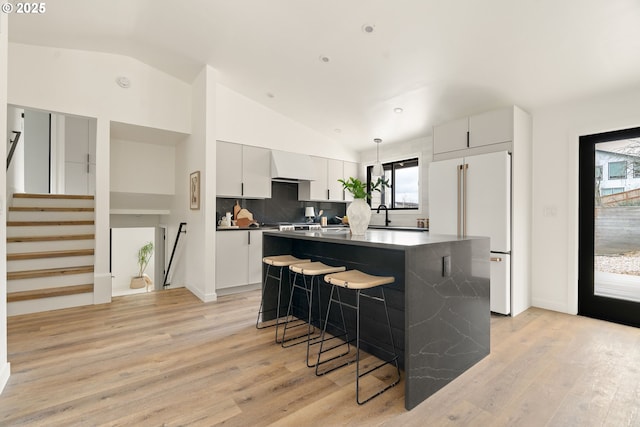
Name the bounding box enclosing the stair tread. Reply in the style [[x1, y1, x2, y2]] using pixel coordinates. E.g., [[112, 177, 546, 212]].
[[8, 265, 94, 280], [7, 249, 95, 260], [7, 220, 94, 226], [9, 207, 94, 212], [13, 193, 94, 200], [7, 234, 95, 243], [7, 284, 94, 302]]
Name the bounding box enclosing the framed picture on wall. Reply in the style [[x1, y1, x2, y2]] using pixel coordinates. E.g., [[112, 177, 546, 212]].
[[190, 171, 200, 210]]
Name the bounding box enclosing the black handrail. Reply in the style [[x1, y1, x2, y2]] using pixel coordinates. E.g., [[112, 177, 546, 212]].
[[7, 131, 21, 171], [163, 222, 187, 288]]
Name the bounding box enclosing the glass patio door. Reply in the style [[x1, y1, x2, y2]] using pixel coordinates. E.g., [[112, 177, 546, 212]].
[[579, 127, 640, 327]]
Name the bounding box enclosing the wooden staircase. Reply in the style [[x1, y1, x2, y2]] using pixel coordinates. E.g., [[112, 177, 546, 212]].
[[7, 193, 95, 316]]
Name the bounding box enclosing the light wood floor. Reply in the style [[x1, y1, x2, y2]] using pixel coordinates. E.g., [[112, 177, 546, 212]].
[[1, 288, 639, 426]]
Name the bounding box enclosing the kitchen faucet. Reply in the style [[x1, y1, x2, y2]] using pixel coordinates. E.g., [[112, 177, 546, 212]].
[[376, 204, 391, 226]]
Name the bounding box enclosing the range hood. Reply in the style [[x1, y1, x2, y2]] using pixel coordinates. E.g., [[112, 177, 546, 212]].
[[271, 150, 315, 181]]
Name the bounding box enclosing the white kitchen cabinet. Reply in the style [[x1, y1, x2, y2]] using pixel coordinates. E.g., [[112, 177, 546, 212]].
[[216, 141, 271, 198], [433, 106, 515, 157], [327, 158, 344, 201], [433, 117, 469, 155], [247, 230, 263, 284], [216, 141, 243, 196], [216, 230, 263, 290], [342, 161, 359, 202], [299, 156, 346, 202], [468, 108, 514, 148]]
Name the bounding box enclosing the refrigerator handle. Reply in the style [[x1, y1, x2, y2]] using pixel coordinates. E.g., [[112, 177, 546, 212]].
[[463, 163, 468, 236], [457, 165, 462, 236]]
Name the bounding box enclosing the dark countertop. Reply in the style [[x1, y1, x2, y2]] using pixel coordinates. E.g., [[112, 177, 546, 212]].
[[262, 228, 481, 249], [216, 225, 277, 231]]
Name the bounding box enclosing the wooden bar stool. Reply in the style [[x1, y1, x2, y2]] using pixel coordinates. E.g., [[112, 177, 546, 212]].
[[281, 262, 346, 366], [256, 255, 310, 342], [316, 269, 401, 405]]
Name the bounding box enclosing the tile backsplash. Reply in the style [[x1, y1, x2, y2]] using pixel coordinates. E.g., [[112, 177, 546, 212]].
[[216, 181, 346, 225]]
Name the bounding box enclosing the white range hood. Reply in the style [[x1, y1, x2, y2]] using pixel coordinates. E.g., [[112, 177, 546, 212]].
[[271, 150, 315, 181]]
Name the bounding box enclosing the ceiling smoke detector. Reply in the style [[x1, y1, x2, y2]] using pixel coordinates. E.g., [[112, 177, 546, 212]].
[[319, 55, 330, 63], [362, 24, 375, 33], [115, 76, 131, 89]]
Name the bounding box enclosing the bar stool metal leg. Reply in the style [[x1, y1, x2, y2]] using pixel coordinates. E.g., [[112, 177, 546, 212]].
[[315, 285, 353, 375], [280, 272, 315, 346], [355, 287, 401, 405], [317, 269, 401, 404], [256, 263, 284, 330]]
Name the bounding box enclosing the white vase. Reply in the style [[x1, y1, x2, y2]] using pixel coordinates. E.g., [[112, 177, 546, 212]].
[[346, 198, 372, 235]]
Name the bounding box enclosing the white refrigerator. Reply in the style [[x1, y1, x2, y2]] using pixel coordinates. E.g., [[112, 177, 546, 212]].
[[429, 151, 511, 315]]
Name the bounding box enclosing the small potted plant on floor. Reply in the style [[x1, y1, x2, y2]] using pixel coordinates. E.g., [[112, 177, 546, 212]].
[[338, 177, 389, 235], [130, 241, 154, 290]]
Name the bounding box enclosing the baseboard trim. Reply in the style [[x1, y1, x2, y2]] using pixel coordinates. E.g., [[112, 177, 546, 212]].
[[186, 284, 217, 303], [0, 362, 11, 394], [216, 283, 261, 297], [532, 297, 570, 314]]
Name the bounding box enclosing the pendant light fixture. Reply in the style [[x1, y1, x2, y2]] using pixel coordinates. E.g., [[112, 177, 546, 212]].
[[372, 138, 384, 177]]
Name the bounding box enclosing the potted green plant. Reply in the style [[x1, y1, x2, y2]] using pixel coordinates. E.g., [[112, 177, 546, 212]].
[[338, 177, 389, 235], [130, 241, 154, 290]]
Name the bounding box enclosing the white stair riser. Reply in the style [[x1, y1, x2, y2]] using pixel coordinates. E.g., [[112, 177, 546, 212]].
[[8, 293, 94, 316], [8, 239, 95, 253], [8, 272, 94, 292], [8, 211, 94, 222], [8, 256, 95, 272], [7, 225, 95, 237], [11, 198, 94, 208]]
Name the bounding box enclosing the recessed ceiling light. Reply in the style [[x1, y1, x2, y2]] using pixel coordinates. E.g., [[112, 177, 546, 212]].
[[362, 24, 375, 33], [394, 107, 404, 114], [334, 128, 342, 133], [115, 76, 131, 89]]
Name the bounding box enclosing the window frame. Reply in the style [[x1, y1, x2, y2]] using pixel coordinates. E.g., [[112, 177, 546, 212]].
[[366, 157, 420, 211]]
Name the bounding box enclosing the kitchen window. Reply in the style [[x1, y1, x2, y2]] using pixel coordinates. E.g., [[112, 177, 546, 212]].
[[634, 161, 640, 178], [608, 160, 627, 180], [367, 158, 419, 210]]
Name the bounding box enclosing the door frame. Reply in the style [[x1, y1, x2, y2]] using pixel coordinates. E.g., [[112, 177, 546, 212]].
[[578, 126, 640, 327]]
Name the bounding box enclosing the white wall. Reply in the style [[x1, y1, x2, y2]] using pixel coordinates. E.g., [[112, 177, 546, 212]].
[[531, 85, 640, 314], [23, 110, 50, 193], [358, 135, 432, 227], [8, 43, 191, 133], [165, 66, 217, 302], [216, 84, 358, 162], [8, 43, 193, 306], [0, 11, 11, 394], [111, 227, 155, 295], [110, 139, 176, 195]]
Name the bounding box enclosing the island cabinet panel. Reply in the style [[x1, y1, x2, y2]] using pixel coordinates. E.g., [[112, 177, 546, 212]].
[[262, 229, 490, 410]]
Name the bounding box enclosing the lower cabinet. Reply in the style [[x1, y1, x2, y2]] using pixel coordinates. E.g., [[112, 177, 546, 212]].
[[216, 230, 263, 290]]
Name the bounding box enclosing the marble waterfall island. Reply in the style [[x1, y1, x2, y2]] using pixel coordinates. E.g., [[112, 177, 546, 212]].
[[262, 228, 490, 410]]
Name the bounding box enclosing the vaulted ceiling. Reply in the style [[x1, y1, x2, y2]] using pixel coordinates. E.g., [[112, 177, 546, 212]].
[[8, 0, 640, 150]]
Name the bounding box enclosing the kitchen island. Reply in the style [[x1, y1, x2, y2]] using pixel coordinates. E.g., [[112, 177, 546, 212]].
[[262, 228, 490, 410]]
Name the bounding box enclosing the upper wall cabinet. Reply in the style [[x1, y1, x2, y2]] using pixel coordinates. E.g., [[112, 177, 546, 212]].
[[216, 141, 271, 198], [433, 117, 469, 154], [299, 157, 352, 202], [433, 107, 515, 156]]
